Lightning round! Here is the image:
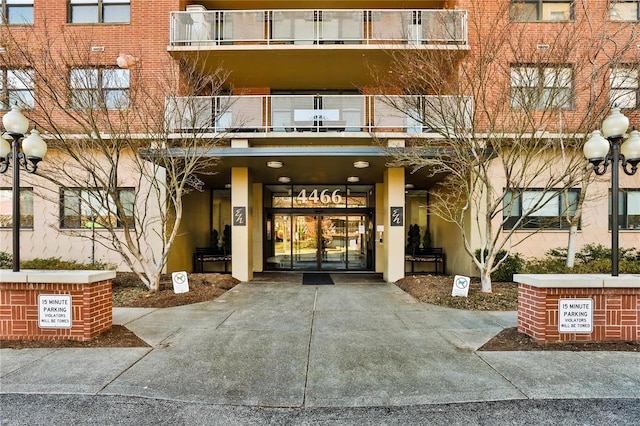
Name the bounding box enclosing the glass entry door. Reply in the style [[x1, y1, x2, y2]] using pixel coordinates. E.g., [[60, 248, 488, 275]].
[[268, 213, 371, 270]]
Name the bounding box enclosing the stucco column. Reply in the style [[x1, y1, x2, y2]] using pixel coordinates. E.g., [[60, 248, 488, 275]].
[[384, 167, 405, 282], [231, 167, 253, 282]]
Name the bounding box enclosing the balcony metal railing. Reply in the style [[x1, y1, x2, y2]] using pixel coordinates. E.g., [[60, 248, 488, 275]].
[[165, 95, 472, 134], [170, 9, 467, 46]]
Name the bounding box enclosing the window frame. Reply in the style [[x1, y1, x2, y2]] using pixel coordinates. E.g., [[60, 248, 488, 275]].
[[60, 187, 135, 229], [1, 0, 34, 25], [510, 0, 574, 22], [69, 67, 130, 110], [503, 188, 580, 230], [609, 189, 640, 230], [610, 1, 640, 21], [68, 0, 130, 24], [0, 68, 35, 110], [610, 66, 639, 110], [510, 64, 574, 110], [0, 187, 34, 228]]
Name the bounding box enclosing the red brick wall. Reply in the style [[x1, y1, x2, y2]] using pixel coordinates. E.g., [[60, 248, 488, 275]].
[[518, 284, 640, 343], [0, 280, 112, 342]]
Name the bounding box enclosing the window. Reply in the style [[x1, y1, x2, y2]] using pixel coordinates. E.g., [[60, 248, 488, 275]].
[[511, 65, 574, 110], [0, 188, 33, 228], [510, 1, 573, 22], [69, 0, 130, 24], [503, 189, 579, 229], [0, 69, 34, 110], [1, 0, 34, 24], [69, 67, 130, 109], [610, 190, 640, 230], [610, 1, 640, 21], [610, 67, 639, 109], [60, 188, 135, 229]]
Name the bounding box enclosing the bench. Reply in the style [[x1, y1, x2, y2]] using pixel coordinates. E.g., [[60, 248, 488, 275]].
[[405, 247, 446, 275], [193, 247, 231, 273]]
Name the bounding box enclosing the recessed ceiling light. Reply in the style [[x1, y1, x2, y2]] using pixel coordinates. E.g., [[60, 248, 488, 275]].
[[405, 183, 414, 189], [347, 176, 360, 183], [278, 176, 291, 183], [267, 161, 283, 168], [353, 161, 369, 169], [224, 183, 231, 188]]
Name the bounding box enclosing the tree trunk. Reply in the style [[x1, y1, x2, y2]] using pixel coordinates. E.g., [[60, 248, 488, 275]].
[[480, 267, 493, 293], [566, 224, 578, 268]]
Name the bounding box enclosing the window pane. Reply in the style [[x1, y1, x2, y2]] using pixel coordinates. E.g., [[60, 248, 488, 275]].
[[542, 2, 572, 21], [510, 3, 537, 21], [523, 191, 557, 216], [7, 5, 34, 24], [102, 68, 129, 88], [103, 4, 130, 23], [70, 69, 98, 89], [628, 191, 640, 228], [0, 188, 33, 227], [62, 190, 81, 228], [104, 89, 129, 109], [610, 3, 638, 21], [71, 5, 99, 23]]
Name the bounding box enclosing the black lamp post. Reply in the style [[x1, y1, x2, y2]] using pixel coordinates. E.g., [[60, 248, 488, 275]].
[[583, 107, 640, 276], [0, 106, 48, 272]]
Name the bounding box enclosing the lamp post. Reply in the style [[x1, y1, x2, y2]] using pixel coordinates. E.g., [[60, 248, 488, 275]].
[[0, 106, 48, 272], [583, 107, 640, 276]]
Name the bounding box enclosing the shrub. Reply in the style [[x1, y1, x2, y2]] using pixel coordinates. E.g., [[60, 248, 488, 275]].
[[524, 245, 640, 274], [474, 249, 525, 282], [20, 257, 115, 270], [0, 251, 12, 269]]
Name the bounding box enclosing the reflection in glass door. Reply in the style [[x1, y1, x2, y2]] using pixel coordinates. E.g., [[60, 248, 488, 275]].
[[268, 213, 371, 271]]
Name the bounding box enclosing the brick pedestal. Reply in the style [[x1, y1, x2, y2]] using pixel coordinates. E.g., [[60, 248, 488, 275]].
[[515, 274, 640, 344], [0, 270, 115, 342]]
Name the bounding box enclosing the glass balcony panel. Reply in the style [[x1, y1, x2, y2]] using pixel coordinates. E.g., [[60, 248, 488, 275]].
[[166, 97, 213, 131], [372, 97, 410, 130], [321, 96, 365, 131], [370, 11, 411, 42], [171, 10, 467, 46], [321, 10, 363, 43], [218, 96, 264, 131], [223, 11, 266, 43]]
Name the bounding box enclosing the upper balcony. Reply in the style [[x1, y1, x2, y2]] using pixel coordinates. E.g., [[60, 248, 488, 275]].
[[165, 94, 472, 138], [169, 9, 468, 48]]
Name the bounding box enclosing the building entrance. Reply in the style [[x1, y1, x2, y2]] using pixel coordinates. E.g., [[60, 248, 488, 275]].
[[266, 212, 373, 271]]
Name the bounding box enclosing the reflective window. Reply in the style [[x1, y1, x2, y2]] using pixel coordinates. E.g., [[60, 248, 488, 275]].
[[69, 0, 130, 24], [510, 1, 573, 22], [511, 65, 574, 110], [0, 188, 33, 228], [0, 68, 35, 110], [610, 67, 639, 110], [60, 188, 135, 229], [2, 0, 34, 25], [610, 190, 640, 230], [610, 1, 640, 21], [69, 67, 130, 110], [503, 189, 579, 229]]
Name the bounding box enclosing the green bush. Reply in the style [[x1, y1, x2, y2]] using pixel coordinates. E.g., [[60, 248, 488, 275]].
[[474, 249, 525, 282], [524, 244, 640, 274], [0, 252, 12, 269], [20, 257, 115, 270]]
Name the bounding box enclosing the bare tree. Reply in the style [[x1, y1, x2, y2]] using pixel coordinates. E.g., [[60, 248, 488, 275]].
[[0, 24, 230, 291], [373, 1, 637, 291]]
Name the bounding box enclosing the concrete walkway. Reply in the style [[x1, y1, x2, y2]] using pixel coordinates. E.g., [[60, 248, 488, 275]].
[[1, 274, 639, 408]]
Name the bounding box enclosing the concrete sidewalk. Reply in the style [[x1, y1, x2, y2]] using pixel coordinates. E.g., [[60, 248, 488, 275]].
[[1, 274, 639, 408]]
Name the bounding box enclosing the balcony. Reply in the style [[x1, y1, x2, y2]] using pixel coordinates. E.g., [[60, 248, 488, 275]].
[[165, 94, 472, 135], [169, 9, 468, 47]]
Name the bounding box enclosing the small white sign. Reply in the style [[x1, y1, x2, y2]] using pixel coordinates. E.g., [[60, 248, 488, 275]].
[[451, 275, 470, 297], [172, 271, 190, 294], [38, 294, 72, 329], [558, 298, 593, 333]]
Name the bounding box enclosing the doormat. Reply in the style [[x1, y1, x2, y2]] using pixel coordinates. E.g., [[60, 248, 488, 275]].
[[302, 273, 334, 285]]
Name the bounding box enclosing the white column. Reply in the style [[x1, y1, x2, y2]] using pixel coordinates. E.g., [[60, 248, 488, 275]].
[[384, 167, 405, 282], [231, 167, 253, 282]]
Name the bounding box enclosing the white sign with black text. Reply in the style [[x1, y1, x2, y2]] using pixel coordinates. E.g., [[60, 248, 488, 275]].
[[38, 294, 72, 329], [558, 298, 593, 333]]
